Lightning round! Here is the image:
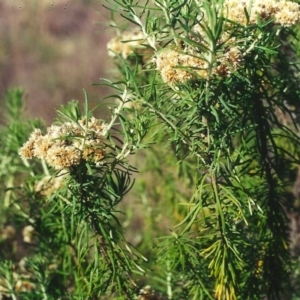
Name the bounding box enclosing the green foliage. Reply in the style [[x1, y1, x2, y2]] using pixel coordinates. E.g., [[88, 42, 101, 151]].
[[1, 0, 300, 299]]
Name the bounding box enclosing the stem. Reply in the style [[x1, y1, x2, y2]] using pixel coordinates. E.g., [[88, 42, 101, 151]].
[[22, 158, 35, 176], [40, 284, 48, 300], [132, 14, 157, 51], [4, 176, 13, 208], [154, 0, 179, 46], [103, 88, 128, 136], [41, 158, 50, 176]]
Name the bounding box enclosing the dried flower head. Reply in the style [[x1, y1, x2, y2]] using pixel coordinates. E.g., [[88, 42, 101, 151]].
[[155, 38, 243, 84], [215, 45, 243, 76], [107, 28, 148, 59], [274, 0, 300, 26], [19, 117, 108, 170], [155, 48, 207, 84], [19, 129, 42, 159], [250, 0, 279, 22], [223, 0, 300, 26], [223, 0, 249, 25]]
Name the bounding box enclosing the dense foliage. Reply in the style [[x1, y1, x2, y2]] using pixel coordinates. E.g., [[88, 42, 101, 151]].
[[1, 1, 300, 299]]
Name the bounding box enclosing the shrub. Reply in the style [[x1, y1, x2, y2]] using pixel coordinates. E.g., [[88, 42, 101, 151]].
[[1, 0, 300, 299]]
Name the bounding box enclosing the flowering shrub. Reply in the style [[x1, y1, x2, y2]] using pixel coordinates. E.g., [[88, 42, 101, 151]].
[[1, 0, 300, 299]]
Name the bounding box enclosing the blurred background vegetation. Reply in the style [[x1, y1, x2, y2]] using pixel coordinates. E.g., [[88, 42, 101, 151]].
[[0, 0, 113, 124]]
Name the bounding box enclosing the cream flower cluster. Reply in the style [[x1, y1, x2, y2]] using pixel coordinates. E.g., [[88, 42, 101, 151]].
[[215, 44, 243, 77], [155, 48, 208, 84], [107, 28, 148, 59], [155, 42, 243, 84], [224, 0, 300, 26], [19, 117, 107, 170]]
